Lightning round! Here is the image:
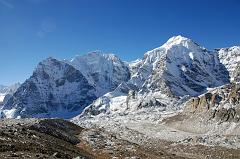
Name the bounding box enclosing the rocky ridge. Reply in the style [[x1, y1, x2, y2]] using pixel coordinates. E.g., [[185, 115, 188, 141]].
[[80, 35, 231, 117], [0, 83, 20, 106], [1, 58, 96, 118], [0, 35, 239, 120]]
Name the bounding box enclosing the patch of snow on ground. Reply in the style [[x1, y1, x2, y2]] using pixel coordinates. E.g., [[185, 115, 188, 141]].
[[189, 52, 194, 60], [0, 93, 5, 103], [1, 108, 18, 118]]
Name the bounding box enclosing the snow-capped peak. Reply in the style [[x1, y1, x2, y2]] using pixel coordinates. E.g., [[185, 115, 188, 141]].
[[161, 35, 204, 51], [68, 51, 130, 96], [70, 51, 120, 63], [143, 35, 206, 67], [130, 35, 229, 97], [2, 36, 240, 120], [1, 57, 96, 118], [40, 57, 57, 64], [164, 35, 190, 45]]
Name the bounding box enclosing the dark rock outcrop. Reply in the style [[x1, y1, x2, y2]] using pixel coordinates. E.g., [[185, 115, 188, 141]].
[[2, 58, 96, 118], [184, 83, 240, 122]]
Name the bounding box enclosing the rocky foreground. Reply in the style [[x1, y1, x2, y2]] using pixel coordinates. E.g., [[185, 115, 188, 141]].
[[1, 118, 240, 159], [0, 119, 92, 159]]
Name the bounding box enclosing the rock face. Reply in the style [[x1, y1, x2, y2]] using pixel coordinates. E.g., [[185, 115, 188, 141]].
[[0, 83, 20, 106], [218, 46, 240, 81], [1, 58, 96, 118], [68, 51, 130, 96], [80, 36, 230, 117], [131, 36, 229, 97], [184, 83, 240, 122], [0, 52, 130, 119], [232, 62, 240, 82], [1, 36, 239, 119]]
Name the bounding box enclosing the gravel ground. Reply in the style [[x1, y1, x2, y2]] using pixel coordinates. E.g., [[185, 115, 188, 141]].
[[0, 118, 93, 159]]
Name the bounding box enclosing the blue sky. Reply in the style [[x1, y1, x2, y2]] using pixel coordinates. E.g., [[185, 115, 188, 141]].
[[0, 0, 240, 85]]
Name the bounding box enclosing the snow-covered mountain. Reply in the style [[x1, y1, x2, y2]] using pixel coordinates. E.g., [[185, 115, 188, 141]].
[[1, 58, 96, 118], [0, 52, 130, 118], [80, 36, 231, 117], [0, 83, 20, 105], [0, 85, 8, 103], [217, 46, 240, 81], [1, 35, 239, 119], [67, 51, 130, 96], [130, 36, 229, 96], [72, 38, 240, 156]]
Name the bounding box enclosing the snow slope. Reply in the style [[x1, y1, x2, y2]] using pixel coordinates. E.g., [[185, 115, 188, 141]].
[[1, 35, 239, 120], [0, 83, 20, 104], [218, 46, 240, 81], [1, 58, 96, 118], [130, 35, 229, 96], [80, 35, 229, 117], [67, 51, 130, 96], [0, 52, 130, 119], [72, 39, 240, 152], [0, 94, 5, 103]]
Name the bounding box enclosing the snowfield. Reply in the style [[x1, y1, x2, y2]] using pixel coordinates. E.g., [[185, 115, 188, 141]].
[[0, 93, 5, 103]]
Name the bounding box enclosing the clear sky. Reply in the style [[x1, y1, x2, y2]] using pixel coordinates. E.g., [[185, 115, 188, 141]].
[[0, 0, 240, 85]]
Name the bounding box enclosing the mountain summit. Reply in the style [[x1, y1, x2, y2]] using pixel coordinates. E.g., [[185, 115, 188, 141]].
[[0, 36, 239, 119], [68, 51, 130, 96], [1, 58, 96, 118], [78, 36, 231, 117], [131, 35, 229, 96], [0, 52, 130, 118], [162, 35, 200, 48]]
